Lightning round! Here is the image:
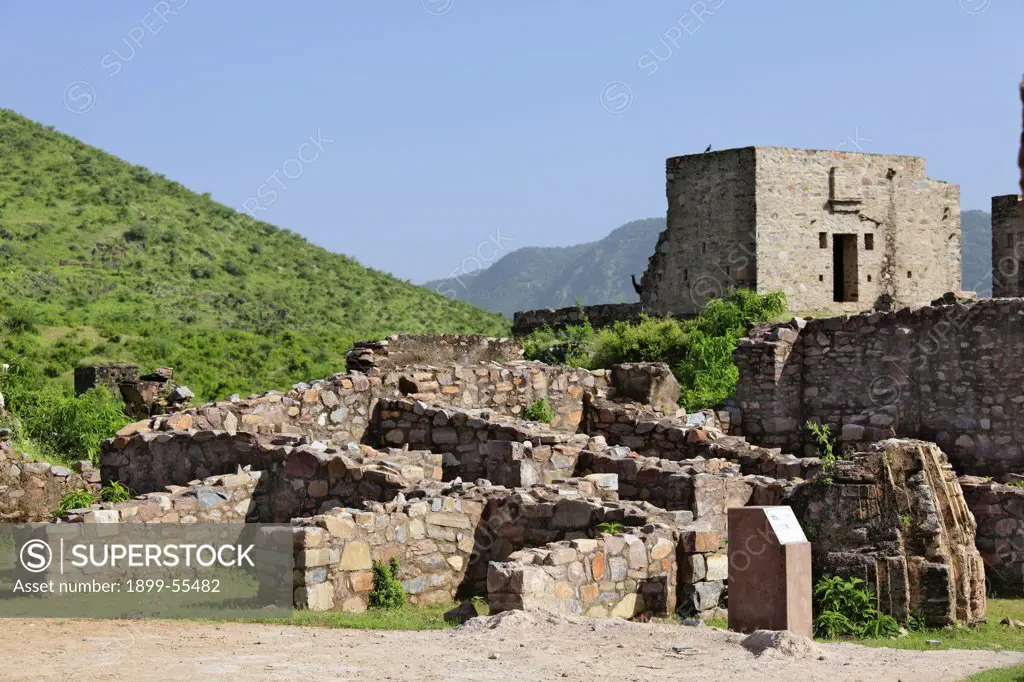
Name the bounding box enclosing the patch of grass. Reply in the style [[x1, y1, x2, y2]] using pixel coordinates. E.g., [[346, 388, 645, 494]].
[[966, 664, 1024, 681], [234, 603, 457, 630], [55, 489, 97, 516], [858, 599, 1024, 652]]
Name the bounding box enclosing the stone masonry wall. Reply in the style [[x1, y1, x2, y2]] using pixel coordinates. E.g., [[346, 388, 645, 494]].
[[108, 360, 608, 451], [786, 440, 986, 626], [992, 194, 1024, 297], [641, 147, 960, 316], [961, 477, 1024, 595], [511, 303, 644, 336], [292, 496, 485, 611], [0, 438, 100, 522], [372, 397, 589, 485], [487, 529, 679, 618], [730, 298, 1024, 476], [102, 429, 441, 520], [346, 335, 524, 373]]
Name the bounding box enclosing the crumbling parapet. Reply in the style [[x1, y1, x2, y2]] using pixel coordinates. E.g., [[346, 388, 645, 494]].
[[346, 334, 524, 374]]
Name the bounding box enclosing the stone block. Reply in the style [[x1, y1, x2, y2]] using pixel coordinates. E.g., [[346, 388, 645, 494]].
[[705, 553, 728, 581], [339, 542, 372, 571], [295, 582, 334, 611]]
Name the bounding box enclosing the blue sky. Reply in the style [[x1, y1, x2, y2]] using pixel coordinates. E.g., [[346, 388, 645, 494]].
[[1, 1, 1020, 282]]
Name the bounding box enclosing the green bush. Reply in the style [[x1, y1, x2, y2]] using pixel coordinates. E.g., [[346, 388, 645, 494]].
[[99, 481, 134, 503], [524, 397, 555, 424], [813, 575, 901, 639], [369, 558, 406, 610], [55, 489, 97, 516], [0, 370, 130, 464], [806, 420, 837, 484], [521, 290, 787, 411]]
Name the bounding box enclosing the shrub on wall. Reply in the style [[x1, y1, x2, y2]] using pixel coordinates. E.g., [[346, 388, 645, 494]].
[[521, 290, 787, 411], [524, 397, 555, 424], [369, 558, 406, 610]]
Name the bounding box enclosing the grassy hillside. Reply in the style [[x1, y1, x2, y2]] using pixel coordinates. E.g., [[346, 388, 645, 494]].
[[424, 218, 664, 316], [0, 110, 508, 401]]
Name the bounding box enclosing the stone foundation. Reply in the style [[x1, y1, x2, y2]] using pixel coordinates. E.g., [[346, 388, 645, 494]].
[[961, 477, 1024, 595]]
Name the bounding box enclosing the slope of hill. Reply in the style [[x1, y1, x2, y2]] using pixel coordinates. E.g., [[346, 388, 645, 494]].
[[428, 214, 993, 315], [961, 209, 992, 296], [0, 110, 508, 400], [424, 218, 664, 317]]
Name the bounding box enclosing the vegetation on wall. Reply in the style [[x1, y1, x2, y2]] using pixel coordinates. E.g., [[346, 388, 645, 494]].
[[522, 290, 787, 410]]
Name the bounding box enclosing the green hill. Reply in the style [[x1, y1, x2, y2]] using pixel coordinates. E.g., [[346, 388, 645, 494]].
[[423, 218, 664, 317], [427, 213, 992, 315], [0, 110, 508, 400]]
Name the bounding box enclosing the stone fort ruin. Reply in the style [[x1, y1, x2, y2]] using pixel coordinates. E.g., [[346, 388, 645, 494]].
[[5, 330, 980, 626], [515, 146, 962, 333]]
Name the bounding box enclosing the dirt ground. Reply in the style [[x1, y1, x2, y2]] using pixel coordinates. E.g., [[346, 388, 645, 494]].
[[4, 611, 1020, 682]]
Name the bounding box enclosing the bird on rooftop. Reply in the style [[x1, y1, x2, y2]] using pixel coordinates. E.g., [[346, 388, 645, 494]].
[[631, 274, 643, 296], [704, 144, 712, 153]]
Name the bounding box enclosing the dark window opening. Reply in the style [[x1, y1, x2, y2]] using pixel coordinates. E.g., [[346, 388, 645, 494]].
[[1008, 233, 1014, 248], [867, 274, 872, 282], [864, 234, 874, 250], [683, 269, 688, 281], [832, 234, 859, 302], [819, 232, 827, 249], [702, 242, 706, 253], [818, 274, 823, 282], [907, 271, 912, 278]]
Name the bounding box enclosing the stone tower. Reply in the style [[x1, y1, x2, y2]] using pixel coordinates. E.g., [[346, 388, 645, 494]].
[[992, 195, 1024, 297], [640, 147, 961, 315]]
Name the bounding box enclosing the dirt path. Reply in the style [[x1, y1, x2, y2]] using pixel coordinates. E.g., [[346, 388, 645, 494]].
[[3, 612, 1019, 681]]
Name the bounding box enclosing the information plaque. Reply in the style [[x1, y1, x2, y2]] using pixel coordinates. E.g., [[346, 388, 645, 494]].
[[727, 506, 812, 637]]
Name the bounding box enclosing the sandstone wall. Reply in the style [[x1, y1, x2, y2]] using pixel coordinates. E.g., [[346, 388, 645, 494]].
[[372, 397, 589, 485], [641, 147, 960, 316], [786, 440, 986, 625], [511, 303, 644, 336], [641, 147, 758, 316], [487, 530, 678, 618], [293, 496, 485, 611], [0, 439, 100, 522], [730, 299, 1024, 476], [102, 429, 441, 520], [992, 194, 1024, 297], [346, 335, 524, 373], [961, 477, 1024, 595], [576, 446, 788, 529], [61, 469, 260, 524]]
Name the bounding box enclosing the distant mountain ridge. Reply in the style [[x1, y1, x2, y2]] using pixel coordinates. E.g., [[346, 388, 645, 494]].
[[427, 213, 993, 315], [424, 218, 664, 317]]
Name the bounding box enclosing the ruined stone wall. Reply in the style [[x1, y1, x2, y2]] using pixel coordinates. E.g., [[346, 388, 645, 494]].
[[372, 397, 589, 485], [992, 194, 1024, 297], [641, 147, 960, 316], [110, 360, 607, 449], [0, 439, 100, 522], [641, 147, 757, 316], [730, 299, 1024, 476], [576, 448, 789, 529], [786, 440, 986, 625], [62, 469, 260, 524], [511, 303, 644, 336], [102, 429, 441, 520], [293, 497, 485, 611], [961, 477, 1024, 595], [347, 335, 524, 373], [73, 363, 139, 395], [487, 530, 678, 618]]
